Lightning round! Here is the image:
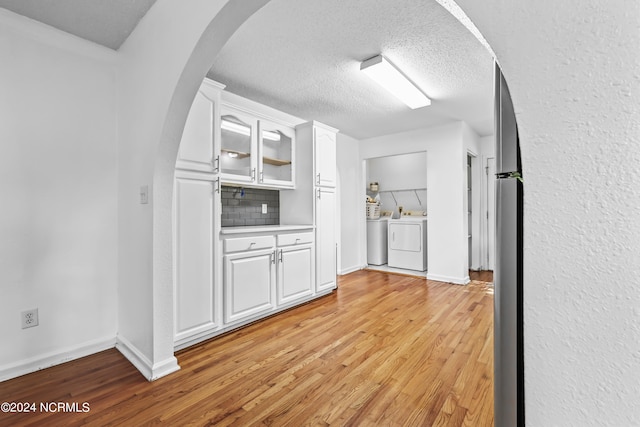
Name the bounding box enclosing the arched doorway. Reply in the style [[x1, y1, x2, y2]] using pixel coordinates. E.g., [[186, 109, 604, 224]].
[[143, 0, 519, 424]]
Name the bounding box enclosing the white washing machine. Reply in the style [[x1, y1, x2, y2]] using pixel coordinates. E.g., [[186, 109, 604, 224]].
[[387, 216, 428, 271], [367, 217, 389, 265]]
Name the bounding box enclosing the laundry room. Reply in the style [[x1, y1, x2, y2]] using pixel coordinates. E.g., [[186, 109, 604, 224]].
[[356, 123, 489, 284], [365, 152, 428, 274]]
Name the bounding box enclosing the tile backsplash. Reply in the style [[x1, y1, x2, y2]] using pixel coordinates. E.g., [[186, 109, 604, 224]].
[[221, 186, 279, 227]]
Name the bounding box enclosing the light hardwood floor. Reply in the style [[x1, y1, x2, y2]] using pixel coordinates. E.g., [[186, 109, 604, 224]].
[[0, 270, 494, 426]]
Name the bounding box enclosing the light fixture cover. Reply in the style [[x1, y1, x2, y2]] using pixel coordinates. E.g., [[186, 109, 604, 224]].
[[360, 55, 431, 109], [221, 119, 251, 136]]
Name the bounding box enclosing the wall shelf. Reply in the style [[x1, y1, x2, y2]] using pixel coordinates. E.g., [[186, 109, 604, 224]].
[[221, 148, 250, 159], [263, 156, 291, 166]]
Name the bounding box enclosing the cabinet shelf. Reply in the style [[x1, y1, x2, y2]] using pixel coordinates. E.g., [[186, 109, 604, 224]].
[[221, 148, 250, 159], [263, 156, 291, 166]]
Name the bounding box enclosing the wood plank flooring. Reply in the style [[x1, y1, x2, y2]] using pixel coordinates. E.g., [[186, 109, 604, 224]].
[[0, 270, 494, 426]]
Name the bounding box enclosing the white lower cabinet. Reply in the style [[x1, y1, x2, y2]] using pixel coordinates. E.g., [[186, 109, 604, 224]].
[[277, 234, 314, 305], [224, 247, 276, 324], [222, 230, 318, 327]]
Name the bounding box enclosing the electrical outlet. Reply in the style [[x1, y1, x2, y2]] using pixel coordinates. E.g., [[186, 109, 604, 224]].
[[21, 308, 38, 329], [262, 203, 268, 214]]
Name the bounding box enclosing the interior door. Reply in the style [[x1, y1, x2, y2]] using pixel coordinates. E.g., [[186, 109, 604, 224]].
[[487, 157, 496, 270]]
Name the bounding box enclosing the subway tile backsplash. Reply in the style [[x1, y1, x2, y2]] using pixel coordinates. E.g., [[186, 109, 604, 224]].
[[221, 186, 279, 227]]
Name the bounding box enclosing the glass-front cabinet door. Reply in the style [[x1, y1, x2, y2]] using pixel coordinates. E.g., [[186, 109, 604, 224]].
[[258, 119, 294, 187], [220, 106, 257, 183]]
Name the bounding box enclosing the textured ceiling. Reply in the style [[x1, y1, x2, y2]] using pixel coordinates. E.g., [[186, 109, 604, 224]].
[[0, 0, 155, 50], [1, 0, 494, 139], [208, 0, 494, 139]]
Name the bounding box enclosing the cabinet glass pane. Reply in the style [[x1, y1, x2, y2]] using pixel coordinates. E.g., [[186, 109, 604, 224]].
[[261, 125, 292, 183], [221, 115, 252, 177]]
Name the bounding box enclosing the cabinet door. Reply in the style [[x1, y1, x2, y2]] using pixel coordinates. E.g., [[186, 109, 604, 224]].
[[224, 249, 276, 324], [174, 177, 219, 343], [176, 90, 216, 172], [220, 106, 258, 183], [278, 244, 314, 305], [258, 119, 295, 187], [316, 187, 337, 292], [314, 126, 336, 188]]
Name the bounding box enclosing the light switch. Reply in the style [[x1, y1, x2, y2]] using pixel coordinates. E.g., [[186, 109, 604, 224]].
[[140, 185, 149, 204], [261, 203, 268, 214]]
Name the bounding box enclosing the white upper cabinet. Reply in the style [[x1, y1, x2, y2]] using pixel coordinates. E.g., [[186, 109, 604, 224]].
[[219, 91, 299, 189], [220, 105, 258, 183], [314, 126, 337, 188], [176, 80, 224, 173], [258, 119, 294, 187]]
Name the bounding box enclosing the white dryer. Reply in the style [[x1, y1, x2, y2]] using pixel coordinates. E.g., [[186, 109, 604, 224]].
[[387, 216, 428, 271]]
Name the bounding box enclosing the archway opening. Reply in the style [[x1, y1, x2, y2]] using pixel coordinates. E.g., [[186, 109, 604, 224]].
[[152, 1, 521, 424]]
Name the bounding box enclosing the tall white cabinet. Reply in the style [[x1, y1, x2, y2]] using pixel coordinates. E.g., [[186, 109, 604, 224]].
[[173, 80, 224, 348], [281, 121, 339, 292]]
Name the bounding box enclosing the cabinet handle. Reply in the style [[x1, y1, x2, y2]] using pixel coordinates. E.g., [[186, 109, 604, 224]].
[[260, 170, 264, 183], [279, 249, 283, 263], [317, 188, 321, 199], [316, 173, 321, 185], [215, 177, 220, 193], [214, 155, 220, 173], [251, 167, 256, 181], [271, 250, 276, 264], [295, 238, 301, 244]]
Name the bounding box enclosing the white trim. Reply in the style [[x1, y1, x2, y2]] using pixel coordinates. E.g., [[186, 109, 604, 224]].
[[339, 265, 365, 275], [295, 120, 339, 134], [427, 273, 470, 285], [221, 91, 305, 129], [0, 336, 115, 382], [116, 335, 180, 381], [202, 77, 226, 92]]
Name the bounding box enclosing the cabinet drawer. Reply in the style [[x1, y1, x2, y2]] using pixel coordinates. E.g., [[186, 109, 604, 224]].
[[224, 235, 275, 253], [277, 232, 314, 247]]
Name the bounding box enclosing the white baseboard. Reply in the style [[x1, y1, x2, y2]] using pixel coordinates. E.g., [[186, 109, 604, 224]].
[[0, 336, 116, 383], [338, 264, 365, 275], [427, 273, 470, 285], [116, 335, 180, 381]]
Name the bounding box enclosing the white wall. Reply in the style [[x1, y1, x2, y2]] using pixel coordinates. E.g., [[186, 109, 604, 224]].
[[359, 122, 469, 284], [0, 10, 118, 379], [366, 152, 428, 215], [336, 133, 363, 274]]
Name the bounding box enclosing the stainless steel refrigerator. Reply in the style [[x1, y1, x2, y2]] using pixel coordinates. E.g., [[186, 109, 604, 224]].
[[494, 62, 524, 427]]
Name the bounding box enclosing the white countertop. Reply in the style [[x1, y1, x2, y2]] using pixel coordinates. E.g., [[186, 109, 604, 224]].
[[220, 224, 314, 235]]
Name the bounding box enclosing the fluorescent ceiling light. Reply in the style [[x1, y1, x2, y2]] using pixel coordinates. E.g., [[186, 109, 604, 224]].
[[360, 55, 431, 109], [221, 118, 282, 142], [221, 119, 251, 136], [262, 130, 281, 141]]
